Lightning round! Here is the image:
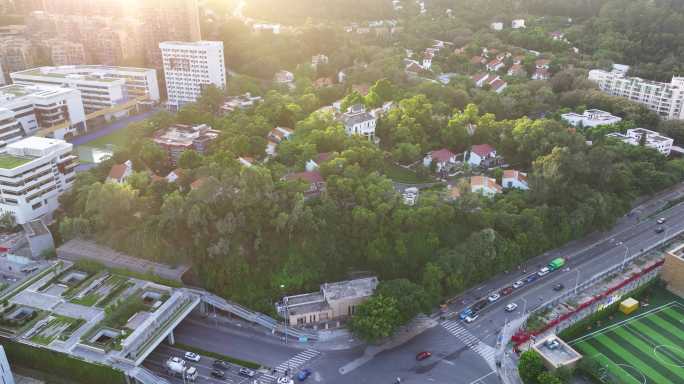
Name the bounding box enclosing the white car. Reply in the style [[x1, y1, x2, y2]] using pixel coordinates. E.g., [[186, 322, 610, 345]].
[[657, 217, 666, 224], [184, 352, 200, 362], [488, 293, 500, 302], [464, 314, 478, 323], [537, 267, 550, 277], [505, 303, 518, 312], [512, 280, 524, 289]]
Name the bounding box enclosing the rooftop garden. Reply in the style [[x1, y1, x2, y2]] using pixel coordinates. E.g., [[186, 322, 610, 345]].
[[0, 154, 32, 169], [28, 315, 85, 345], [81, 289, 148, 351], [0, 304, 47, 335]]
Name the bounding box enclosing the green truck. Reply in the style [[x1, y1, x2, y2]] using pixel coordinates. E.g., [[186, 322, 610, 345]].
[[548, 257, 566, 271]]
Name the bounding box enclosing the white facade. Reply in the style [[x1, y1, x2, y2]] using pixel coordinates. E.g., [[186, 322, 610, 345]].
[[0, 84, 87, 139], [490, 22, 503, 31], [159, 41, 226, 110], [588, 68, 684, 120], [0, 345, 14, 384], [502, 170, 529, 190], [0, 108, 25, 150], [0, 137, 78, 224], [561, 109, 622, 128], [512, 19, 526, 29], [11, 65, 159, 120], [606, 128, 673, 156], [340, 105, 377, 141]]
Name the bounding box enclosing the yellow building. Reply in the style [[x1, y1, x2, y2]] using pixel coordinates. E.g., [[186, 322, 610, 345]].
[[662, 243, 684, 298]]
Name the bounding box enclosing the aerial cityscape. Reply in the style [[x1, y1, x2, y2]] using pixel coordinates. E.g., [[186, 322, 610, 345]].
[[0, 1, 683, 384]]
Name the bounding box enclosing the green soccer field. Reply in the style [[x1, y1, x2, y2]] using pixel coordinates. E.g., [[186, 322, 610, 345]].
[[571, 302, 684, 384]]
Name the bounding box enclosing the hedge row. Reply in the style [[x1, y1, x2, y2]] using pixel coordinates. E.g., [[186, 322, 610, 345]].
[[1, 338, 126, 384]]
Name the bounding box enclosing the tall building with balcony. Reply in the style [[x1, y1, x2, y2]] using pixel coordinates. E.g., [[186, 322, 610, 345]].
[[588, 68, 684, 120], [159, 41, 226, 111], [0, 137, 78, 224], [0, 37, 36, 75], [0, 108, 26, 149], [11, 65, 159, 120], [0, 83, 86, 140], [44, 38, 87, 66]]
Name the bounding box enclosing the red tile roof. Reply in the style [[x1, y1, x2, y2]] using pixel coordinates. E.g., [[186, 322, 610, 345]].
[[317, 152, 332, 163], [190, 177, 206, 190], [503, 169, 528, 182], [471, 144, 496, 157], [430, 148, 456, 162], [489, 78, 506, 91], [107, 163, 128, 181], [285, 171, 324, 184], [471, 176, 502, 192]]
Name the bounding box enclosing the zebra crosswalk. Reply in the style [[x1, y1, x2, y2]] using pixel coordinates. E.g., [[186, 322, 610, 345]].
[[441, 320, 497, 367], [259, 349, 320, 383]]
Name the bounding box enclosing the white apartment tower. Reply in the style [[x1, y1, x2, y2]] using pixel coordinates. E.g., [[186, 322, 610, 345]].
[[11, 65, 160, 121], [0, 137, 78, 224], [0, 84, 86, 140], [159, 41, 226, 111], [0, 345, 14, 384], [589, 68, 684, 120]]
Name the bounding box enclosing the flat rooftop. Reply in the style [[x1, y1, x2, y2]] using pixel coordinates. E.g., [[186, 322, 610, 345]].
[[532, 335, 582, 369], [0, 84, 76, 102], [13, 65, 151, 80], [322, 276, 378, 300], [0, 154, 33, 169]]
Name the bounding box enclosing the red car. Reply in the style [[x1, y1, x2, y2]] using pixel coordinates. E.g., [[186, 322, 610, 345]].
[[416, 351, 432, 361], [500, 287, 514, 296]]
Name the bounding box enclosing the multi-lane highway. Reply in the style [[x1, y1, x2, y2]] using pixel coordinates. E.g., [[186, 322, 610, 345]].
[[143, 182, 684, 384]]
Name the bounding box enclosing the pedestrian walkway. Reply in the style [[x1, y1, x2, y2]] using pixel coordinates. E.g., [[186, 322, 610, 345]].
[[442, 320, 497, 368], [258, 349, 320, 383]]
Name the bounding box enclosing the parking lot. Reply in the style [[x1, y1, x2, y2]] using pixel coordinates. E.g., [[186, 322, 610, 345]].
[[144, 344, 264, 384]]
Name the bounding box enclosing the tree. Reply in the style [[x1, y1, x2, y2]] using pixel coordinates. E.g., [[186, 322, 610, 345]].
[[0, 212, 16, 232], [197, 85, 226, 115], [348, 295, 401, 343], [177, 150, 203, 169], [341, 91, 366, 111], [377, 279, 432, 324], [518, 350, 546, 384], [536, 372, 563, 384]]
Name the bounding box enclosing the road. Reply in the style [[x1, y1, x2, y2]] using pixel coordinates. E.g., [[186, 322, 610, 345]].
[[69, 108, 161, 147], [144, 182, 684, 384]]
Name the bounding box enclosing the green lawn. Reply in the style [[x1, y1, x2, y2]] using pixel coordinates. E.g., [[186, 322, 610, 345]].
[[84, 125, 135, 149], [0, 154, 32, 169], [572, 302, 684, 384], [383, 161, 433, 184], [30, 315, 82, 345]]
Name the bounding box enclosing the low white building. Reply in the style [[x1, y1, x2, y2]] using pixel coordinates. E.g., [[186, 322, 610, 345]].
[[467, 144, 497, 167], [512, 19, 526, 29], [340, 104, 377, 142], [490, 22, 504, 31], [502, 170, 529, 190], [0, 137, 78, 224], [106, 160, 133, 184], [423, 148, 457, 172], [470, 176, 502, 197], [0, 83, 87, 140], [561, 109, 622, 128], [606, 128, 673, 156]]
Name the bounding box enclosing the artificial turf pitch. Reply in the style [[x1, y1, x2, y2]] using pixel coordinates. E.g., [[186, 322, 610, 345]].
[[571, 303, 684, 384]]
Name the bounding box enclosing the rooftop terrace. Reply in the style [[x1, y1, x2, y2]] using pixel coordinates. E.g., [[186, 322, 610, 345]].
[[0, 154, 33, 169]]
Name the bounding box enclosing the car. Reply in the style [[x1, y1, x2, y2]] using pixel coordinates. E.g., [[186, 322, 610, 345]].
[[297, 368, 312, 381], [416, 351, 432, 361], [512, 280, 524, 289], [464, 314, 478, 323], [184, 352, 200, 362], [505, 303, 518, 312], [488, 293, 500, 302], [553, 283, 564, 291], [655, 226, 665, 234], [657, 217, 667, 224], [213, 360, 230, 370], [526, 274, 539, 283], [500, 286, 514, 296], [239, 368, 256, 377], [211, 369, 226, 379], [473, 299, 488, 311], [277, 377, 294, 384], [537, 267, 550, 277], [169, 356, 185, 365], [459, 308, 474, 320]]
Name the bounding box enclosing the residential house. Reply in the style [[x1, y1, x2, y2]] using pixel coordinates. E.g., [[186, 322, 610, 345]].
[[490, 22, 504, 31], [423, 148, 457, 172], [277, 277, 378, 326], [606, 128, 673, 156], [313, 77, 334, 89], [238, 157, 255, 167], [470, 176, 502, 197], [508, 63, 526, 77], [305, 153, 332, 172], [472, 72, 491, 88], [153, 124, 220, 166], [405, 60, 424, 75], [106, 160, 133, 184], [472, 73, 507, 93], [561, 109, 622, 128], [467, 144, 498, 167], [422, 51, 434, 70], [283, 170, 326, 197], [311, 54, 329, 68], [486, 58, 505, 72], [266, 126, 294, 156], [532, 59, 551, 80], [338, 70, 347, 83], [489, 78, 507, 94], [340, 104, 377, 142], [219, 93, 263, 115], [502, 170, 529, 190], [550, 31, 564, 41], [165, 168, 184, 183], [512, 19, 526, 29], [512, 56, 525, 65], [274, 70, 295, 85]]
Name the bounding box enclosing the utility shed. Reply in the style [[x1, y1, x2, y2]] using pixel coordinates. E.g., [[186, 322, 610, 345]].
[[619, 297, 639, 315]]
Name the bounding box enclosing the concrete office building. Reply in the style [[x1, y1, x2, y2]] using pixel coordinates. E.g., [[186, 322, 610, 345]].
[[561, 109, 622, 128], [0, 84, 86, 140], [159, 41, 226, 111], [0, 137, 78, 224], [589, 68, 684, 120], [11, 65, 159, 120], [606, 128, 673, 156]]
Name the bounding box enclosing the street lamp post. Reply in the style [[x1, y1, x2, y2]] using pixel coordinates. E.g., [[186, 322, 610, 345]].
[[574, 268, 581, 295], [280, 284, 288, 345], [618, 242, 630, 271]]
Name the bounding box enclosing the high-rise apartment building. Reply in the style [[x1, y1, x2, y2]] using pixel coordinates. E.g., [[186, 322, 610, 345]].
[[11, 65, 159, 120], [589, 68, 684, 120], [0, 83, 86, 139], [141, 0, 202, 67], [43, 39, 87, 66], [0, 37, 36, 74], [0, 136, 78, 224], [159, 41, 226, 110]]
